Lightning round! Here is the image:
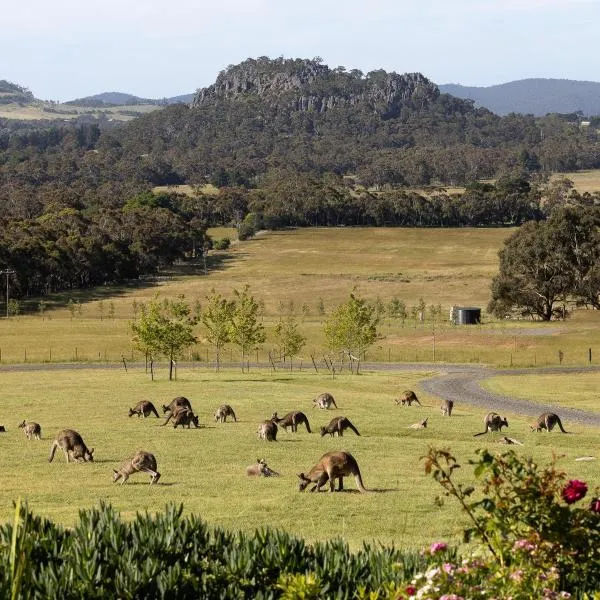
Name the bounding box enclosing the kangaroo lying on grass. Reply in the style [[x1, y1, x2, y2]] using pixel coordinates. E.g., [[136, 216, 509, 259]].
[[246, 458, 280, 477], [48, 429, 94, 463], [531, 412, 568, 433], [129, 400, 159, 418], [440, 399, 454, 417], [320, 416, 360, 437], [257, 419, 278, 441], [271, 411, 311, 433], [408, 418, 428, 429], [312, 393, 338, 409], [214, 404, 237, 423], [298, 451, 367, 493], [473, 412, 509, 436], [162, 396, 192, 414], [172, 408, 200, 429], [395, 390, 421, 406], [113, 450, 160, 485], [19, 420, 42, 440]]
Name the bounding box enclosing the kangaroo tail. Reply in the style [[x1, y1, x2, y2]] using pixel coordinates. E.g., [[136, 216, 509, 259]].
[[349, 422, 361, 436], [332, 399, 338, 408], [151, 407, 159, 418], [48, 441, 58, 462], [354, 469, 368, 493], [557, 417, 568, 433], [305, 420, 311, 433], [232, 411, 237, 422], [473, 431, 487, 437]]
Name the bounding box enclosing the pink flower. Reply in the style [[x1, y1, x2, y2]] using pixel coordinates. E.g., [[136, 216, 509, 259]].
[[442, 562, 454, 574], [440, 595, 464, 600], [590, 497, 600, 513], [513, 539, 536, 552], [510, 569, 524, 582], [562, 480, 588, 504], [430, 541, 448, 554]]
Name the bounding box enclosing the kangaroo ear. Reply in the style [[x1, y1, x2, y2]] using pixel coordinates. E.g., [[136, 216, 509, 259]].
[[89, 448, 95, 455], [297, 473, 304, 479], [113, 469, 118, 474]]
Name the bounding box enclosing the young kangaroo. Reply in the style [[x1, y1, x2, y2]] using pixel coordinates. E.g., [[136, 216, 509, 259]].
[[214, 404, 237, 423], [162, 402, 194, 426], [162, 396, 192, 414], [19, 420, 42, 440], [312, 393, 338, 409], [271, 411, 311, 433], [48, 429, 94, 463], [257, 419, 278, 441], [473, 412, 509, 436], [531, 412, 568, 433], [172, 408, 200, 429], [129, 400, 159, 418], [113, 450, 160, 485], [297, 451, 367, 493], [440, 399, 454, 417], [320, 416, 360, 437], [246, 458, 280, 477], [395, 390, 421, 406]]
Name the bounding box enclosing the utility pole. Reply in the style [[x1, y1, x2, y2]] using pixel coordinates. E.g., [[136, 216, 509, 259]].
[[0, 269, 15, 318]]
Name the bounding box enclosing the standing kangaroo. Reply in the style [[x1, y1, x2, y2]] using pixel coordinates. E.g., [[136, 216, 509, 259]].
[[395, 390, 421, 406], [246, 458, 280, 477], [162, 402, 195, 426], [162, 396, 192, 414], [19, 420, 42, 440], [214, 404, 237, 423], [271, 411, 311, 433], [298, 451, 367, 493], [113, 450, 160, 485], [531, 412, 568, 433], [312, 393, 338, 409], [257, 419, 278, 441], [320, 416, 360, 437], [129, 400, 159, 418], [440, 399, 454, 417], [48, 430, 94, 463], [172, 408, 200, 429], [473, 412, 509, 436]]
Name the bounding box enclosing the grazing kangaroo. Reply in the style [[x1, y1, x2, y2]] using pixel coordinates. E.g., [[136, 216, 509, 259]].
[[312, 393, 338, 410], [172, 408, 200, 429], [298, 451, 367, 493], [246, 458, 280, 477], [531, 412, 568, 433], [113, 450, 160, 485], [473, 412, 509, 436], [320, 416, 360, 437], [129, 400, 159, 418], [395, 390, 421, 406], [162, 402, 194, 426], [214, 404, 237, 423], [162, 396, 192, 414], [257, 419, 278, 441], [19, 420, 42, 440], [440, 399, 454, 417], [271, 411, 311, 433], [48, 429, 94, 463]]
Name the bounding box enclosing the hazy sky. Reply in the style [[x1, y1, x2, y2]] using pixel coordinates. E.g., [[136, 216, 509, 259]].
[[4, 0, 599, 101]]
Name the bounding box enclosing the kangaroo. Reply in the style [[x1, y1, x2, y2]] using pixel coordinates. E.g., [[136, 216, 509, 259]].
[[531, 412, 568, 433], [298, 451, 367, 493], [172, 408, 200, 429], [129, 400, 159, 418], [320, 416, 360, 437], [48, 429, 94, 463], [312, 393, 338, 410], [440, 399, 454, 417], [395, 390, 421, 406], [257, 419, 278, 441], [246, 458, 280, 477], [162, 396, 192, 414], [19, 420, 42, 440], [473, 412, 509, 436], [408, 417, 428, 429], [214, 404, 237, 423], [162, 402, 194, 426], [113, 450, 160, 485], [271, 411, 311, 433]]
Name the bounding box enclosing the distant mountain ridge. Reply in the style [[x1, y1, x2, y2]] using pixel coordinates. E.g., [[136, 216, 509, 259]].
[[439, 78, 600, 117], [64, 91, 194, 107]]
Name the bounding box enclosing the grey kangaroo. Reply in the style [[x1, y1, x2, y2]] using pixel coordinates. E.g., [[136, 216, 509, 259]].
[[19, 420, 42, 440], [298, 451, 367, 493], [129, 400, 159, 418], [214, 404, 237, 423], [531, 412, 568, 433], [162, 396, 192, 414], [162, 401, 194, 426], [48, 429, 94, 463], [271, 411, 311, 433], [113, 450, 160, 485], [320, 416, 360, 437], [473, 412, 509, 436], [257, 419, 278, 441], [172, 408, 200, 429], [395, 390, 421, 406], [312, 393, 338, 409], [246, 458, 280, 477], [440, 399, 454, 417]]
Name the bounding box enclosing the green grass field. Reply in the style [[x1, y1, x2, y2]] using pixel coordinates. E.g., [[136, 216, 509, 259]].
[[1, 366, 599, 551]]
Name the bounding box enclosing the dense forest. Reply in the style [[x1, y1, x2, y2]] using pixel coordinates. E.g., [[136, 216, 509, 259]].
[[1, 57, 600, 299]]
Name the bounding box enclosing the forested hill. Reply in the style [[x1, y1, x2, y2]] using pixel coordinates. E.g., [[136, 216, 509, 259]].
[[439, 78, 600, 117]]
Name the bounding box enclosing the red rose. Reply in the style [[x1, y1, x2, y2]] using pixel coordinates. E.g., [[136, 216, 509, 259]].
[[590, 497, 600, 513], [562, 480, 588, 504]]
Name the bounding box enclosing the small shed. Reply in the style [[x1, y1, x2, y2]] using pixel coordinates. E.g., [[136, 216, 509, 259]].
[[451, 306, 481, 325]]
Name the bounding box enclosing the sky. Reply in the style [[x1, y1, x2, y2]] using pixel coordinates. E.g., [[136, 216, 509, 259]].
[[3, 0, 600, 102]]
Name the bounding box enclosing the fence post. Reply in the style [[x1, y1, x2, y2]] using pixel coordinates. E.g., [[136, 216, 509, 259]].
[[122, 356, 128, 373], [589, 348, 592, 364]]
